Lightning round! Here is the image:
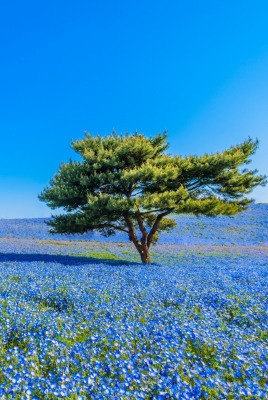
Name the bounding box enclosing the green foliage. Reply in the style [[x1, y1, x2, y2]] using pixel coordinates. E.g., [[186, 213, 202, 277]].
[[39, 132, 266, 263], [186, 339, 218, 366]]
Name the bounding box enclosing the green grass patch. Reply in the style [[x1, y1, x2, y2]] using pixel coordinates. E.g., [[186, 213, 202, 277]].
[[74, 251, 120, 260]]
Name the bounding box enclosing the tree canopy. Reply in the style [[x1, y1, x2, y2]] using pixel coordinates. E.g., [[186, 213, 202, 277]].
[[39, 132, 266, 263]]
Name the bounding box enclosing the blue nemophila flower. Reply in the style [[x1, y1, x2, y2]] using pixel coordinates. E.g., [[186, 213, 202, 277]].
[[0, 206, 266, 397]]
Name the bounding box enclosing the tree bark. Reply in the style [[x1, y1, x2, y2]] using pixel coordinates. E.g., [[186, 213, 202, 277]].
[[139, 245, 151, 264], [147, 209, 172, 249]]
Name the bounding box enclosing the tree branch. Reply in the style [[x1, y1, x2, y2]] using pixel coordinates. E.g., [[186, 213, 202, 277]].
[[124, 214, 141, 252], [140, 208, 166, 215], [147, 209, 173, 248], [135, 210, 148, 244], [108, 224, 129, 233]]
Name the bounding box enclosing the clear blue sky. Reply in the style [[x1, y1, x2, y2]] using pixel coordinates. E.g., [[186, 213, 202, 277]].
[[0, 0, 267, 218]]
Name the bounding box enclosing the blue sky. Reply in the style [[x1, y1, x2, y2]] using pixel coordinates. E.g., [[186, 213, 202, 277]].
[[0, 0, 267, 218]]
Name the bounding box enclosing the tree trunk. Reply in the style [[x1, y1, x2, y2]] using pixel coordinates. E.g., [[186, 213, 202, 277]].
[[139, 246, 151, 264], [124, 215, 151, 263]]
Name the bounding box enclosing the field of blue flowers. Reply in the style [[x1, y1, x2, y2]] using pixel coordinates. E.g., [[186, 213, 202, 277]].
[[0, 204, 267, 399]]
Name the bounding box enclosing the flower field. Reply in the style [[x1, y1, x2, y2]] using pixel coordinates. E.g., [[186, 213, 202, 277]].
[[0, 205, 267, 399]]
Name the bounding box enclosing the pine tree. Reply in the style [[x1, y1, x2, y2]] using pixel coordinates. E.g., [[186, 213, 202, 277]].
[[39, 132, 266, 263]]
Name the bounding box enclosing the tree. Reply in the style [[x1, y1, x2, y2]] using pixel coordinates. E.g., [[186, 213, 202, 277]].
[[39, 132, 266, 263]]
